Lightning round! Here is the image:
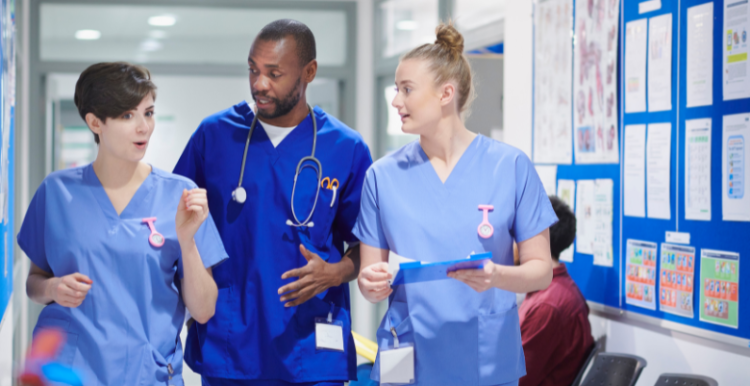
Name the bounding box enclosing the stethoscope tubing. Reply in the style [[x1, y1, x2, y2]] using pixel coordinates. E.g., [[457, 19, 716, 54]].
[[236, 104, 321, 227]]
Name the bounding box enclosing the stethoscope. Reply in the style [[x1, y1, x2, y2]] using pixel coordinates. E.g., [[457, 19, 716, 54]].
[[232, 104, 322, 228]]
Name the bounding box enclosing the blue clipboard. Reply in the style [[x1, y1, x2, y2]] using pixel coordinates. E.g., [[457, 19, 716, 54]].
[[391, 252, 492, 286]]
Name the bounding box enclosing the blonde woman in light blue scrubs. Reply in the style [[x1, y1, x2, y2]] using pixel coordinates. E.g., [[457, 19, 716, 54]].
[[354, 23, 557, 385]]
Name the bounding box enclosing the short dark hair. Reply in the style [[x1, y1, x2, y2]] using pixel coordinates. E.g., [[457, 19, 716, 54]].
[[74, 62, 157, 144], [549, 195, 576, 260], [256, 19, 316, 67]]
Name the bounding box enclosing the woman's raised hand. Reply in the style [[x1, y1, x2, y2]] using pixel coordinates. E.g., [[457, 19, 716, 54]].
[[176, 188, 209, 245], [358, 262, 393, 303]]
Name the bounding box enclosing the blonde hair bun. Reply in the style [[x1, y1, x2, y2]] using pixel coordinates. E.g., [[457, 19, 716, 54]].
[[435, 22, 464, 57], [402, 20, 474, 113]]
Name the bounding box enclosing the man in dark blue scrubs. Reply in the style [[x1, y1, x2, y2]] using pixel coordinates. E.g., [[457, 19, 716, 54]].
[[173, 19, 372, 386]]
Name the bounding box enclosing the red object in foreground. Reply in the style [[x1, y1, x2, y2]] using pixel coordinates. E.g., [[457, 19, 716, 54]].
[[18, 328, 65, 386], [26, 328, 66, 360]]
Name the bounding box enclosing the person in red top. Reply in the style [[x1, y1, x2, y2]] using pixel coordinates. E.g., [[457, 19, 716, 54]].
[[519, 195, 594, 386]]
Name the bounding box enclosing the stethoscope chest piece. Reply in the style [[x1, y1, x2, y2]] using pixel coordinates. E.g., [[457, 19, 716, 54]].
[[232, 187, 247, 204]]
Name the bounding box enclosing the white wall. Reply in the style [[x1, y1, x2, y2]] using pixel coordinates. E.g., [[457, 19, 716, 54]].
[[591, 314, 750, 385], [351, 0, 377, 346], [504, 1, 750, 384], [0, 303, 12, 386], [10, 0, 32, 376], [502, 0, 533, 157]]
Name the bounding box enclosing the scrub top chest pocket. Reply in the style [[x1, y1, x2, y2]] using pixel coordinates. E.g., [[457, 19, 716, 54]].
[[290, 170, 338, 247]]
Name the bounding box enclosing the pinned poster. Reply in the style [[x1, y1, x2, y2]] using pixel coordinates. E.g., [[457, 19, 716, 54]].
[[647, 123, 672, 219], [557, 179, 576, 208], [685, 119, 712, 221], [593, 179, 614, 267], [659, 243, 696, 318], [700, 249, 740, 329], [575, 180, 595, 255], [722, 113, 750, 221], [573, 0, 620, 164], [534, 0, 573, 164], [687, 2, 714, 107], [557, 179, 576, 262], [575, 179, 613, 265], [625, 239, 658, 310], [648, 13, 673, 112], [534, 165, 558, 196], [723, 0, 750, 101], [625, 18, 648, 113], [624, 125, 646, 217]]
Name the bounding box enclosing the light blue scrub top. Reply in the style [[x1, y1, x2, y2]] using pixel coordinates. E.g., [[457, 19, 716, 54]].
[[353, 136, 557, 386], [17, 165, 228, 386], [173, 102, 372, 383]]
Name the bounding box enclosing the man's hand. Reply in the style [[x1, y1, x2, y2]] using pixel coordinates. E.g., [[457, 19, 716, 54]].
[[278, 245, 342, 307]]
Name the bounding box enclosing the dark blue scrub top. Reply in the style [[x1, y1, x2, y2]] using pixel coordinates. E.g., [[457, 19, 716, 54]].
[[173, 102, 372, 382]]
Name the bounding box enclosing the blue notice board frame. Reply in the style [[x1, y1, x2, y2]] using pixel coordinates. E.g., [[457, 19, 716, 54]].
[[532, 0, 750, 345], [0, 0, 15, 324]]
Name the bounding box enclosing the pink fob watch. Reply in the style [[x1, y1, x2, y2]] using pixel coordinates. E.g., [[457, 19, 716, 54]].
[[477, 205, 494, 239], [142, 217, 165, 248]]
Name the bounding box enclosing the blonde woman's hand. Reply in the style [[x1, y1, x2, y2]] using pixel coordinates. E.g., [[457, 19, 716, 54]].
[[448, 261, 497, 292], [358, 262, 393, 303]]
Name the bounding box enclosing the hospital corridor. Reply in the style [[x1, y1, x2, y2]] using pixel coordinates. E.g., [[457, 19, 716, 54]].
[[1, 1, 749, 386]]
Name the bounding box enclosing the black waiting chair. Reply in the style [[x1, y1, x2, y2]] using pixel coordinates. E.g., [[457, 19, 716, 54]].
[[580, 353, 647, 386], [570, 338, 605, 386], [654, 373, 718, 386]]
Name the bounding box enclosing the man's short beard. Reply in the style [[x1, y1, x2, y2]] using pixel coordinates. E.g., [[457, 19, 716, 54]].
[[254, 77, 303, 119]]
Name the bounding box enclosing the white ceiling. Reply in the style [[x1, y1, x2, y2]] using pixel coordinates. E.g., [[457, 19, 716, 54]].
[[40, 4, 348, 66], [453, 0, 506, 32]]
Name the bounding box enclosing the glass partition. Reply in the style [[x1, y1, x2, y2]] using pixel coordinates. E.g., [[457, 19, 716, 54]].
[[379, 0, 438, 58], [47, 73, 340, 172], [40, 4, 347, 66], [377, 76, 418, 157]]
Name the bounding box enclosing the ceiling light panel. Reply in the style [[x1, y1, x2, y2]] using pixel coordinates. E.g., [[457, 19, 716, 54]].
[[40, 4, 347, 66], [74, 29, 101, 40]]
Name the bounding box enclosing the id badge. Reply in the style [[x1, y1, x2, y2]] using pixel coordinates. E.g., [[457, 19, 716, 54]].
[[380, 327, 415, 384], [315, 311, 344, 352]]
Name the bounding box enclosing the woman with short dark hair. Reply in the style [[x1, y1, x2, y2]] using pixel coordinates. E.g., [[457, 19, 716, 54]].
[[19, 62, 228, 385]]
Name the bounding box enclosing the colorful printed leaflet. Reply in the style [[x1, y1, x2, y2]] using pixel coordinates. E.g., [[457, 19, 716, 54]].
[[625, 240, 657, 310], [659, 244, 696, 318], [700, 249, 740, 328]]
